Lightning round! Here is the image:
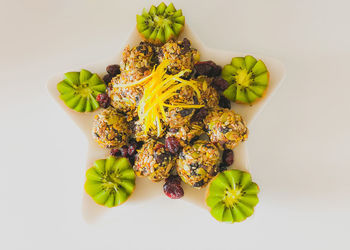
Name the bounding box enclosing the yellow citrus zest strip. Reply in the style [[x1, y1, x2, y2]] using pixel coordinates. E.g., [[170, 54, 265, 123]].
[[117, 60, 204, 136]]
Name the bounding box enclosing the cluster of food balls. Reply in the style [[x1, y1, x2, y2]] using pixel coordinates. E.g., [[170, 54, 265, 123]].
[[93, 38, 248, 198]]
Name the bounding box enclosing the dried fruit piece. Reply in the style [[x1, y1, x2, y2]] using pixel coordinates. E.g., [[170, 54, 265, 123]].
[[222, 55, 269, 104], [163, 181, 184, 199], [106, 64, 120, 77], [92, 107, 131, 148], [165, 136, 181, 154], [136, 3, 185, 44], [206, 169, 259, 223], [194, 61, 221, 77], [84, 156, 136, 207], [222, 149, 234, 166], [57, 69, 106, 112], [96, 93, 110, 108]]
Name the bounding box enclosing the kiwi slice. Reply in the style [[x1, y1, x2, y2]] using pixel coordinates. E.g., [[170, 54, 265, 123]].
[[84, 156, 136, 207], [206, 169, 259, 223], [57, 69, 106, 112], [136, 2, 185, 44], [221, 55, 269, 104]]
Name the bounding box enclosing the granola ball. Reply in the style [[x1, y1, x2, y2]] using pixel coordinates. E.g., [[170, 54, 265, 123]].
[[158, 38, 200, 74], [120, 41, 157, 82], [177, 140, 220, 188], [165, 85, 197, 127], [134, 140, 175, 182], [196, 76, 219, 108], [166, 123, 204, 146], [92, 107, 131, 148], [204, 107, 248, 150], [108, 75, 143, 119]]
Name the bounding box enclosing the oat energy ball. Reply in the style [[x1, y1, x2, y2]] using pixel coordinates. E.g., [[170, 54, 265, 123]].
[[158, 38, 200, 74], [120, 41, 157, 82], [177, 140, 220, 188], [165, 85, 197, 128], [204, 108, 248, 150], [134, 140, 174, 182], [109, 75, 144, 118], [92, 107, 131, 148]]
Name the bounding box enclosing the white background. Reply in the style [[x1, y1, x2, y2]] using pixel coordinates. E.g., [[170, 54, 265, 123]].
[[1, 0, 350, 249]]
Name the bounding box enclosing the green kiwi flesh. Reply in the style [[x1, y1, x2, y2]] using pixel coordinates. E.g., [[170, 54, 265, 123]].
[[57, 69, 106, 112], [136, 2, 185, 44], [206, 169, 259, 223], [222, 55, 269, 104], [85, 156, 136, 207]]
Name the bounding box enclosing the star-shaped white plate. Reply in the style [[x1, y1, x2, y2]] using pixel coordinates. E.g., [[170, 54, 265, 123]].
[[48, 26, 285, 223]]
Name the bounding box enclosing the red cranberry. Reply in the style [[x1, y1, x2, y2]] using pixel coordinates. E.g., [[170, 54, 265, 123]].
[[222, 149, 234, 166], [163, 183, 184, 199], [194, 61, 222, 77], [212, 77, 229, 91], [120, 146, 128, 158], [96, 93, 110, 108], [219, 95, 231, 109], [106, 64, 120, 77], [165, 136, 181, 154], [110, 148, 120, 157]]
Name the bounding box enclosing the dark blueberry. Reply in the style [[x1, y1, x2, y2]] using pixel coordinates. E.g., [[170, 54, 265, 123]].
[[106, 64, 120, 77], [179, 108, 193, 117], [110, 148, 120, 157], [212, 77, 229, 91], [96, 93, 110, 108], [120, 146, 128, 158], [163, 183, 184, 199], [191, 107, 208, 122], [103, 74, 113, 84], [165, 136, 181, 154], [222, 149, 234, 166], [165, 175, 182, 185], [219, 163, 228, 172], [219, 95, 231, 109], [193, 180, 205, 188]]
